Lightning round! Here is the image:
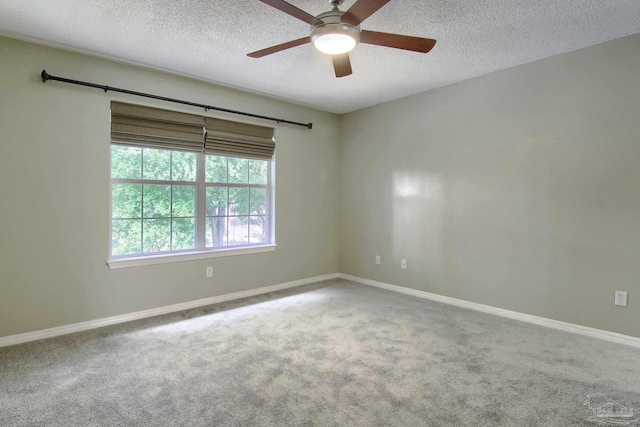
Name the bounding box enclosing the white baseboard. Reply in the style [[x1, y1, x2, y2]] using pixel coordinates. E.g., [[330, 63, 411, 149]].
[[5, 272, 638, 350], [0, 273, 340, 348], [339, 274, 640, 349]]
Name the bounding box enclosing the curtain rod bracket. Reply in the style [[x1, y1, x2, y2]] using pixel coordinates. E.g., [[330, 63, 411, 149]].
[[39, 70, 313, 130]]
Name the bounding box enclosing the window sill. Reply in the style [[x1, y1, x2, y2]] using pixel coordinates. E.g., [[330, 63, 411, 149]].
[[107, 244, 277, 269]]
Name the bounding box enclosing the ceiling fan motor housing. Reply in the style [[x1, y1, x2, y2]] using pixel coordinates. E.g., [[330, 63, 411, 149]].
[[311, 10, 361, 54]]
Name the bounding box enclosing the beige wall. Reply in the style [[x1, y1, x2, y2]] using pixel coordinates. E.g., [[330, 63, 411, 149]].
[[0, 37, 340, 337], [2, 32, 640, 340], [340, 33, 640, 337]]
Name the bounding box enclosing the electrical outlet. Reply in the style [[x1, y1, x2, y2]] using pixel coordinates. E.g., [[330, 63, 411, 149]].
[[375, 255, 380, 265], [615, 291, 628, 307], [206, 267, 213, 278], [401, 259, 407, 269]]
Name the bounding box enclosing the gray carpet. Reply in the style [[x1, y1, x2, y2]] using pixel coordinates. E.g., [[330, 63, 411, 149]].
[[1, 279, 639, 426]]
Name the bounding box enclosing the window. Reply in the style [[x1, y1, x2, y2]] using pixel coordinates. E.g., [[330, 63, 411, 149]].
[[205, 155, 269, 248], [109, 102, 275, 261]]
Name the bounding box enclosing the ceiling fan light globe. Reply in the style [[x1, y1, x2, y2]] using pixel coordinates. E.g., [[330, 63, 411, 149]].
[[311, 20, 360, 55], [313, 33, 357, 55]]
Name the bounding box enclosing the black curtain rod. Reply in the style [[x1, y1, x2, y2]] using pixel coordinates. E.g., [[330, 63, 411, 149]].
[[40, 70, 313, 129]]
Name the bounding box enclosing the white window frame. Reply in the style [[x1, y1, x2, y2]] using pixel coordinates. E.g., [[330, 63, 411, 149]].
[[107, 149, 276, 269]]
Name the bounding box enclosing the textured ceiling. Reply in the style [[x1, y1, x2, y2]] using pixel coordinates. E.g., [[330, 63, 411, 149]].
[[1, 0, 640, 114]]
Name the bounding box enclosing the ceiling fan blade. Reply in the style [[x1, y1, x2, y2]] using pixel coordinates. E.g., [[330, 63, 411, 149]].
[[360, 30, 436, 53], [332, 54, 352, 78], [259, 0, 323, 26], [247, 37, 310, 58], [341, 0, 391, 26]]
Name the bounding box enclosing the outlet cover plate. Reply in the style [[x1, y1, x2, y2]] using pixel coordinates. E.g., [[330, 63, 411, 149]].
[[615, 291, 628, 307]]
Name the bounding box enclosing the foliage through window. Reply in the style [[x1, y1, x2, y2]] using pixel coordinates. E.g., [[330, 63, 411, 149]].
[[111, 146, 272, 257]]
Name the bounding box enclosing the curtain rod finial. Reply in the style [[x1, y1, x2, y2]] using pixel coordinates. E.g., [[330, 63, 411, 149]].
[[41, 70, 50, 82]]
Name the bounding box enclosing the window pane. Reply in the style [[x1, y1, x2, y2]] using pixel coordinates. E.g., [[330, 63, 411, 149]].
[[112, 219, 141, 255], [143, 219, 171, 253], [206, 216, 227, 248], [228, 216, 248, 246], [143, 148, 171, 180], [250, 188, 267, 216], [228, 157, 248, 184], [111, 146, 272, 257], [206, 187, 228, 216], [205, 155, 227, 183], [172, 186, 196, 217], [172, 151, 197, 182], [249, 160, 268, 185], [249, 216, 267, 244], [143, 185, 171, 218], [111, 146, 141, 179], [172, 218, 195, 251], [112, 184, 142, 219], [229, 188, 249, 216]]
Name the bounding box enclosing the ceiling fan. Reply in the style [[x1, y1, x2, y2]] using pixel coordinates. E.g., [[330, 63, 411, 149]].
[[247, 0, 436, 78]]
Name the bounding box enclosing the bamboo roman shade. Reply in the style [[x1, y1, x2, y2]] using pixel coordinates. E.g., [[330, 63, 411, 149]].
[[111, 102, 205, 152], [110, 102, 276, 160], [204, 117, 275, 160]]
